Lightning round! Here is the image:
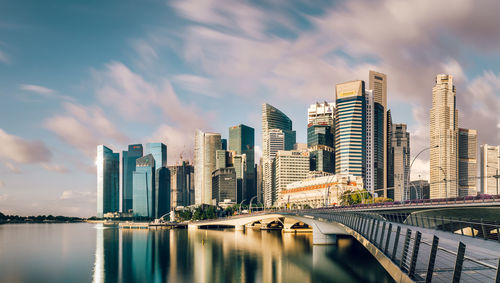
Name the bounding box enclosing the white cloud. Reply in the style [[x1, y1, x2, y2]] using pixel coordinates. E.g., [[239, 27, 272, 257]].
[[4, 162, 21, 174], [0, 180, 4, 188], [45, 102, 129, 158], [0, 194, 8, 201], [173, 74, 219, 98], [42, 163, 69, 173], [19, 84, 74, 101], [60, 190, 95, 201], [0, 128, 52, 164]]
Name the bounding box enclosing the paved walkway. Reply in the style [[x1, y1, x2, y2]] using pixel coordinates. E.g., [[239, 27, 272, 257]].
[[305, 211, 500, 282]]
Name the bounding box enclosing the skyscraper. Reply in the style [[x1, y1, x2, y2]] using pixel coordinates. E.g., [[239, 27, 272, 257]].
[[133, 154, 155, 218], [229, 124, 256, 202], [154, 167, 170, 218], [274, 150, 310, 202], [458, 128, 477, 196], [262, 103, 296, 207], [335, 81, 366, 179], [194, 130, 222, 205], [122, 144, 143, 213], [212, 168, 237, 205], [386, 110, 394, 199], [145, 143, 167, 170], [369, 71, 388, 195], [391, 124, 410, 201], [168, 161, 194, 208], [430, 74, 458, 199], [307, 102, 336, 175], [97, 145, 120, 218], [480, 144, 500, 195]]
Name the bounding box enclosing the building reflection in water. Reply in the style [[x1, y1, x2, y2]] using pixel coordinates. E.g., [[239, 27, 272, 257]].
[[92, 225, 393, 283]]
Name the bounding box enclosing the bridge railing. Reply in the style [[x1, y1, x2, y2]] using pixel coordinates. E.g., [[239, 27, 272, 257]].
[[305, 210, 500, 283]]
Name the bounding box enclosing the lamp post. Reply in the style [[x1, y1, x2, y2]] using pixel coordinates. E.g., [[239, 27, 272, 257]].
[[248, 196, 257, 213], [238, 199, 246, 214], [438, 166, 447, 198], [408, 145, 438, 200]]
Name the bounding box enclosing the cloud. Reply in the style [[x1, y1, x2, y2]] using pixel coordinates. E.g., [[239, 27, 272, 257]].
[[45, 103, 129, 158], [42, 163, 69, 173], [19, 84, 74, 101], [0, 128, 52, 164], [0, 194, 8, 201], [4, 162, 21, 174], [60, 190, 95, 201], [0, 180, 4, 188], [0, 49, 8, 63], [173, 74, 219, 98], [149, 124, 195, 165]]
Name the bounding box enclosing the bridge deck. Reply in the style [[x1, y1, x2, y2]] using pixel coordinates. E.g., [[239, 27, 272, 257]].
[[305, 211, 500, 282]]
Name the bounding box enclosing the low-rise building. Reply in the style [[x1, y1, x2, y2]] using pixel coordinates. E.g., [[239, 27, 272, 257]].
[[277, 175, 363, 208]]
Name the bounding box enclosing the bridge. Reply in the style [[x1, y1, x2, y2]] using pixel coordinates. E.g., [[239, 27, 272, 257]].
[[188, 204, 500, 282]]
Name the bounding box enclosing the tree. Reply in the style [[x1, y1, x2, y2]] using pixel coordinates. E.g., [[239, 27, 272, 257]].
[[340, 189, 372, 206]]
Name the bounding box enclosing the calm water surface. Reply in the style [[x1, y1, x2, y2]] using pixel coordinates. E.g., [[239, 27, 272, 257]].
[[0, 223, 394, 283]]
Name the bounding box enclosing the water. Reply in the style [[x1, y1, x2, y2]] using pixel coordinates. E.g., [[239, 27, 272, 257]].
[[0, 223, 394, 283]]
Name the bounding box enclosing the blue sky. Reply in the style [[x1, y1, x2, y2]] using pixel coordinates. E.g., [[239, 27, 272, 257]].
[[1, 0, 499, 216]]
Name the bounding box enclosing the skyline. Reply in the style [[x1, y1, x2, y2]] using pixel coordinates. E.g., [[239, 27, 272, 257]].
[[1, 0, 500, 216]]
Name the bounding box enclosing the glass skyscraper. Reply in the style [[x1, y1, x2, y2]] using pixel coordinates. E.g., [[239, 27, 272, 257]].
[[97, 145, 120, 218], [122, 144, 143, 213], [133, 154, 155, 218], [335, 81, 366, 179], [155, 167, 170, 218], [229, 124, 255, 201], [145, 143, 167, 170]]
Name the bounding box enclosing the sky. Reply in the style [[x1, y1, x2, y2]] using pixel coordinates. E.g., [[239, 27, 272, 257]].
[[0, 0, 499, 217]]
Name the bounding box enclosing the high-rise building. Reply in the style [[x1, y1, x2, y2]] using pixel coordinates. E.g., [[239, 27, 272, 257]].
[[365, 89, 374, 194], [262, 103, 296, 207], [97, 145, 120, 218], [458, 128, 477, 196], [410, 180, 430, 200], [274, 150, 310, 202], [386, 110, 394, 199], [257, 158, 263, 203], [309, 145, 335, 173], [133, 154, 155, 218], [391, 124, 410, 201], [168, 161, 195, 208], [221, 139, 227, 151], [122, 144, 143, 213], [229, 124, 256, 201], [335, 81, 366, 179], [480, 144, 500, 195], [308, 101, 335, 124], [194, 130, 222, 205], [430, 74, 458, 199], [307, 103, 335, 175], [145, 143, 167, 170], [154, 167, 170, 218], [369, 71, 388, 195], [212, 168, 237, 205]]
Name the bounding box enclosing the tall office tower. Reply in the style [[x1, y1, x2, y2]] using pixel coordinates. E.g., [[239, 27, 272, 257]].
[[365, 89, 374, 194], [391, 124, 410, 201], [335, 81, 366, 180], [221, 139, 227, 151], [257, 159, 263, 203], [386, 110, 394, 199], [430, 74, 458, 199], [274, 150, 310, 203], [212, 168, 237, 205], [97, 145, 120, 218], [480, 144, 500, 195], [216, 149, 231, 169], [122, 144, 143, 213], [262, 103, 296, 207], [231, 153, 247, 202], [169, 161, 195, 208], [229, 124, 256, 201], [145, 143, 167, 169], [155, 167, 170, 218], [133, 154, 155, 218], [194, 130, 222, 205], [458, 128, 477, 196], [369, 71, 388, 195], [307, 103, 335, 174]]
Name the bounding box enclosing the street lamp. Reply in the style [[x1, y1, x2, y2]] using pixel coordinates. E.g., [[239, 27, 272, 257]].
[[238, 199, 246, 214], [408, 145, 438, 200], [438, 166, 447, 198], [248, 196, 257, 213]]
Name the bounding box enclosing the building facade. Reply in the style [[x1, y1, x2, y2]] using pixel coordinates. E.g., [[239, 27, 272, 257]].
[[335, 81, 366, 179], [480, 144, 500, 195], [229, 124, 256, 202], [458, 128, 477, 196], [145, 143, 167, 170], [97, 145, 120, 218], [212, 168, 237, 206], [391, 124, 410, 201], [154, 167, 170, 218], [194, 130, 222, 205], [274, 150, 310, 203], [430, 74, 458, 199], [277, 174, 364, 208], [122, 144, 143, 213], [168, 161, 194, 208], [133, 154, 155, 218], [386, 110, 394, 199], [262, 103, 296, 207]]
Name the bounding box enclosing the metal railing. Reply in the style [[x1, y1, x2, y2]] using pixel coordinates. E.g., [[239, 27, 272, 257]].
[[303, 211, 500, 283]]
